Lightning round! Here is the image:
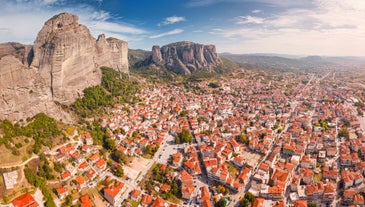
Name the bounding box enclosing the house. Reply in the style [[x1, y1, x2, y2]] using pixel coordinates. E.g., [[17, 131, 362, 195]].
[[180, 170, 195, 200], [343, 189, 356, 204], [12, 193, 39, 207], [56, 186, 69, 199], [323, 183, 335, 203], [88, 153, 101, 164], [79, 161, 90, 172], [301, 168, 314, 184], [198, 186, 213, 207], [95, 159, 107, 172], [323, 169, 338, 180], [252, 198, 265, 207], [71, 152, 82, 163], [160, 184, 171, 192], [81, 132, 93, 145], [86, 169, 97, 180], [294, 200, 307, 207], [232, 156, 245, 168], [61, 171, 71, 181], [260, 185, 283, 200], [152, 197, 166, 207], [271, 169, 289, 190], [183, 159, 201, 176], [104, 182, 124, 206], [80, 194, 93, 207], [141, 194, 153, 206], [354, 194, 365, 206], [237, 167, 251, 185], [253, 163, 270, 184], [130, 189, 141, 201], [75, 176, 86, 189], [290, 174, 300, 192]]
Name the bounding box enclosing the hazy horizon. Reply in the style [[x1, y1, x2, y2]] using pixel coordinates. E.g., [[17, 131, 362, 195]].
[[1, 0, 365, 56]]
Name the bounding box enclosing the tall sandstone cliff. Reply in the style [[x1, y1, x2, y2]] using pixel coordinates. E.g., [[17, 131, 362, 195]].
[[0, 12, 128, 121], [151, 41, 222, 75]]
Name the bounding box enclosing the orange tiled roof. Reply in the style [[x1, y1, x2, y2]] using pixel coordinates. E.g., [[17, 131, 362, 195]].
[[104, 185, 121, 198], [12, 193, 38, 207], [80, 194, 93, 207], [252, 198, 265, 207]]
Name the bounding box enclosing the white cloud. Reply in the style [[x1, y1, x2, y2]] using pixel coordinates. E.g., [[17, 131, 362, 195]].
[[150, 29, 184, 39], [88, 21, 146, 35], [159, 16, 186, 26], [0, 0, 147, 44], [235, 16, 264, 24], [187, 0, 310, 7], [214, 0, 365, 56], [252, 10, 262, 13]]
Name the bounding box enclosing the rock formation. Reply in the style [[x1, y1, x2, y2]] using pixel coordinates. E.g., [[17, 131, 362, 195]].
[[0, 12, 129, 121], [150, 41, 222, 75]]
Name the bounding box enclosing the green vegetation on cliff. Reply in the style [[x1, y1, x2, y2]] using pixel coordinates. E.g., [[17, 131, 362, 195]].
[[0, 113, 60, 154], [72, 66, 140, 118]]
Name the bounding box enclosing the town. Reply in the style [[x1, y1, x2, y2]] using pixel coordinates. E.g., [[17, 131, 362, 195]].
[[2, 69, 365, 207]]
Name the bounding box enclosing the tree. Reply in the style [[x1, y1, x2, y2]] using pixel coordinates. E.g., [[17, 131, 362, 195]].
[[111, 150, 127, 164], [236, 134, 248, 145], [338, 128, 349, 139], [308, 203, 317, 207], [215, 198, 227, 207], [240, 198, 250, 207], [62, 195, 73, 207], [179, 129, 193, 143], [217, 185, 227, 194], [175, 136, 181, 144], [114, 165, 124, 177], [145, 145, 152, 154], [53, 162, 64, 173], [244, 192, 255, 203], [180, 110, 188, 117], [104, 138, 116, 151]]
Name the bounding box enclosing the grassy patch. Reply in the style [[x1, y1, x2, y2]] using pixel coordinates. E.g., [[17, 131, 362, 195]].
[[64, 126, 76, 136], [139, 162, 157, 187], [314, 173, 322, 182], [225, 162, 239, 177], [126, 199, 141, 207], [165, 194, 181, 204], [0, 138, 34, 166]]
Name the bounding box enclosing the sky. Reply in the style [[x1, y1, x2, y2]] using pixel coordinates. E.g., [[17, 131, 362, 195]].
[[0, 0, 365, 56]]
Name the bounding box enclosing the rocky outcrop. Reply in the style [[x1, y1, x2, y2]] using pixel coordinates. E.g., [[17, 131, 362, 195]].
[[31, 12, 128, 104], [150, 41, 222, 75], [0, 12, 129, 121]]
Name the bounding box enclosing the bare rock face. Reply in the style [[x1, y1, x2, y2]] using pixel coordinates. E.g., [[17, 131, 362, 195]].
[[96, 35, 129, 73], [151, 45, 163, 64], [0, 55, 71, 121], [0, 12, 129, 121], [0, 42, 33, 66], [151, 41, 222, 75], [31, 12, 128, 104]]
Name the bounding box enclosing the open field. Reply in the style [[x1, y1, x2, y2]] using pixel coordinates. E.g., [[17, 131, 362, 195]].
[[124, 157, 151, 181], [0, 137, 34, 167]]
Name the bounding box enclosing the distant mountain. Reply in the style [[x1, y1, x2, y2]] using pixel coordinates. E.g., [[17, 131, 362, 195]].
[[131, 41, 223, 75], [220, 53, 339, 71], [128, 49, 151, 67], [220, 53, 365, 71]]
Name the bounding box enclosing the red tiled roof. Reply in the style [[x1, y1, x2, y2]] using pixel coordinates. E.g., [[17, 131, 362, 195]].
[[12, 193, 38, 207], [80, 194, 93, 207]]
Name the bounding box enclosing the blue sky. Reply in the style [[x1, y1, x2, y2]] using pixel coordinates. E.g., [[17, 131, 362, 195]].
[[1, 0, 365, 56]]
